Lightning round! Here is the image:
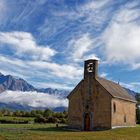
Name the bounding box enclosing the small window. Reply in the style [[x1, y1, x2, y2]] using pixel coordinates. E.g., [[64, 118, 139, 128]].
[[113, 103, 116, 113], [124, 115, 126, 123]]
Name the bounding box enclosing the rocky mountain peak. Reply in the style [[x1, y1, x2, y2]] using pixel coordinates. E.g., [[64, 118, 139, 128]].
[[0, 72, 36, 93]]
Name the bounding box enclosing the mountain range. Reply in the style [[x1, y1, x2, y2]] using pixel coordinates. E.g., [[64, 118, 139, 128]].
[[0, 72, 69, 97], [0, 72, 69, 111], [0, 72, 137, 111]]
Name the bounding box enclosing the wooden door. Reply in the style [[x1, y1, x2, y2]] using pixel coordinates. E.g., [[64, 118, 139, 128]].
[[84, 113, 90, 131]]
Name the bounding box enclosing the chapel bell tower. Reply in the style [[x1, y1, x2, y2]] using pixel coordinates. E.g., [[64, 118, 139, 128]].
[[84, 59, 98, 79]]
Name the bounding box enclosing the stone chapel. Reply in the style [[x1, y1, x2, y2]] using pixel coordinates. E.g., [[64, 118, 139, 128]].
[[67, 59, 136, 130]]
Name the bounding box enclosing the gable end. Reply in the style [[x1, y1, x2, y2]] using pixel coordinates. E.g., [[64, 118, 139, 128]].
[[67, 80, 84, 99]]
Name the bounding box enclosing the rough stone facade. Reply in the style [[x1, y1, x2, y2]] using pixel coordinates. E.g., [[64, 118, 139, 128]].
[[111, 98, 136, 128], [67, 59, 136, 131]]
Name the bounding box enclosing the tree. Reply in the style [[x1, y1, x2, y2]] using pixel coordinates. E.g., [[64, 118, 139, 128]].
[[14, 110, 22, 117], [44, 109, 53, 118], [31, 110, 38, 117]]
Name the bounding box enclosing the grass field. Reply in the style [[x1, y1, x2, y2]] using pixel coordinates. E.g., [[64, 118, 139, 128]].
[[0, 124, 139, 140], [0, 117, 34, 124]]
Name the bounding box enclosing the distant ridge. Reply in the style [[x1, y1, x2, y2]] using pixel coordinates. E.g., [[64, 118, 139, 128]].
[[124, 87, 137, 97], [0, 72, 69, 97]]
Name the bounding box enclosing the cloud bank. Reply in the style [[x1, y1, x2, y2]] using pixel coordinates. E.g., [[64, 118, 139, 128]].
[[0, 90, 68, 108]]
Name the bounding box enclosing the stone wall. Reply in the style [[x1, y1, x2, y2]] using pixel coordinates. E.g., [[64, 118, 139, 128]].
[[68, 81, 84, 129], [111, 98, 136, 127], [92, 81, 112, 129]]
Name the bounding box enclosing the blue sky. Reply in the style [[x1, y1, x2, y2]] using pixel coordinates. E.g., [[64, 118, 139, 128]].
[[0, 0, 140, 92]]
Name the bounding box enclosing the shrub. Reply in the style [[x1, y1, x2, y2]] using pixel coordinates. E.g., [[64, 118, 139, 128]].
[[34, 115, 46, 123], [59, 118, 67, 124], [47, 117, 59, 123]]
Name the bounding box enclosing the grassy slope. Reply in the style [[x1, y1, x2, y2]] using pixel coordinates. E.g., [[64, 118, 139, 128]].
[[0, 124, 139, 140]]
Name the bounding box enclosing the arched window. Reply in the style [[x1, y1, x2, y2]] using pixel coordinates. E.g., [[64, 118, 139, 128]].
[[113, 102, 116, 113]]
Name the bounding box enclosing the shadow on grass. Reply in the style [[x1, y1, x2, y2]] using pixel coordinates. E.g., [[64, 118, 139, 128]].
[[30, 126, 72, 132], [30, 126, 111, 132]]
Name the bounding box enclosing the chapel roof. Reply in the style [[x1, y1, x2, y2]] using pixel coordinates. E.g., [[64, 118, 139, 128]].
[[96, 77, 136, 103]]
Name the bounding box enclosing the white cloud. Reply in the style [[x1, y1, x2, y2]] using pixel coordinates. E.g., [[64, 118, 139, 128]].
[[0, 55, 82, 90], [114, 8, 140, 23], [68, 33, 97, 62], [0, 31, 56, 61], [82, 0, 110, 10], [132, 63, 140, 70], [68, 33, 100, 63], [100, 72, 108, 78], [83, 54, 100, 61], [0, 55, 27, 68], [28, 61, 82, 79], [102, 5, 140, 68], [0, 90, 68, 108]]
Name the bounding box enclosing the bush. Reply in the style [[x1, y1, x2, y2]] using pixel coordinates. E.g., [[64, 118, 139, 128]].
[[47, 117, 59, 123], [59, 118, 67, 124], [34, 115, 46, 123], [0, 109, 68, 124]]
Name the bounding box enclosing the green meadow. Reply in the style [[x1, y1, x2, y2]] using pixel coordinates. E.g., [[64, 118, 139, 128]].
[[0, 124, 139, 140]]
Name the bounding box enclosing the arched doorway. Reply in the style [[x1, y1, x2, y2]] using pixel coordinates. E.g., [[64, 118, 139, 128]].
[[84, 113, 90, 131]]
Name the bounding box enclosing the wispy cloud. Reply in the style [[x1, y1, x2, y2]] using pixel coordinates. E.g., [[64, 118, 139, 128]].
[[68, 33, 93, 61], [0, 0, 7, 22], [38, 0, 112, 41], [0, 90, 68, 108], [66, 33, 100, 63]]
